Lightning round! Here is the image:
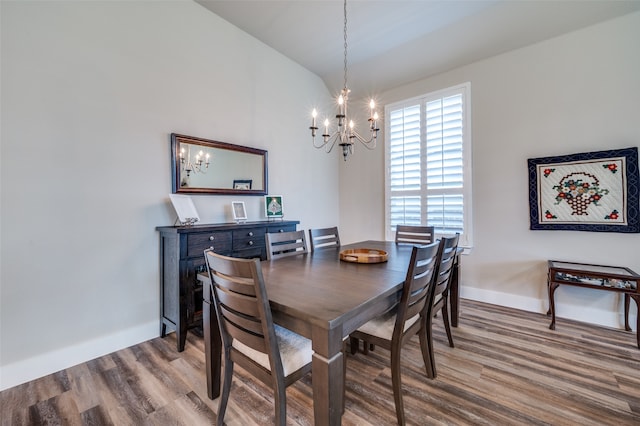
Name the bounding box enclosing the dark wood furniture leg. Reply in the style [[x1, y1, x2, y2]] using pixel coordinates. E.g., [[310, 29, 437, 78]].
[[203, 281, 221, 399], [311, 325, 344, 425], [178, 312, 188, 352], [450, 254, 460, 327], [548, 281, 559, 330], [624, 294, 631, 331], [631, 294, 640, 348]]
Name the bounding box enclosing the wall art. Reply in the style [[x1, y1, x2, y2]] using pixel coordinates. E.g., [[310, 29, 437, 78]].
[[265, 195, 283, 218], [528, 147, 639, 233]]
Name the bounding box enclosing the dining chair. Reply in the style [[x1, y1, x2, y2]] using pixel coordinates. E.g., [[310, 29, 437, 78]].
[[265, 230, 308, 260], [357, 224, 433, 356], [204, 250, 313, 426], [425, 233, 460, 378], [395, 225, 435, 245], [308, 226, 341, 251], [349, 241, 443, 425]]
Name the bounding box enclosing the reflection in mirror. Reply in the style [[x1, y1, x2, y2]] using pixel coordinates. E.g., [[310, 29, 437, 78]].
[[171, 133, 268, 195]]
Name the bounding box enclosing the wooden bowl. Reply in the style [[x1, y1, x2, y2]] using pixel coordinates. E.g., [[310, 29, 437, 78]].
[[339, 248, 388, 264]]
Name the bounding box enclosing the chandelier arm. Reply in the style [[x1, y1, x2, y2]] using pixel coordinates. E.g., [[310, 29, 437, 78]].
[[351, 131, 378, 149], [312, 136, 327, 149], [325, 133, 340, 153], [312, 132, 341, 151]]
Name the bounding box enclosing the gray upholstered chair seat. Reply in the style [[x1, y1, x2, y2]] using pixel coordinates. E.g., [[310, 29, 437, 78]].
[[433, 293, 443, 305], [356, 311, 419, 341], [233, 324, 313, 376]]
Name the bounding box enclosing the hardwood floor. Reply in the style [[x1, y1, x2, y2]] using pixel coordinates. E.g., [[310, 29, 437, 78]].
[[2, 299, 639, 425]]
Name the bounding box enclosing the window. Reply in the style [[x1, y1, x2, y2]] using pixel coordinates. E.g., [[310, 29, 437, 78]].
[[384, 83, 472, 247]]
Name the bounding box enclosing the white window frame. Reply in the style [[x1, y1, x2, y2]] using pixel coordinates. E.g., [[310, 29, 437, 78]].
[[384, 82, 473, 248]]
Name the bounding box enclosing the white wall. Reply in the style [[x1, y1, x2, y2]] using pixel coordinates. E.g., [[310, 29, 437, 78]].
[[341, 12, 640, 331], [0, 0, 338, 390]]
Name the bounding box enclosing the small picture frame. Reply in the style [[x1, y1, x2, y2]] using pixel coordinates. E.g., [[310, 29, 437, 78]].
[[233, 179, 252, 190], [265, 195, 283, 218], [231, 201, 247, 222]]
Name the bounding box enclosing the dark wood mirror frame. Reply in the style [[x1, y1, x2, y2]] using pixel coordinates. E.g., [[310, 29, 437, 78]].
[[171, 133, 268, 195]]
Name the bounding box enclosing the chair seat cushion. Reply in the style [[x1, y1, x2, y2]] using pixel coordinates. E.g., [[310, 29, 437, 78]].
[[357, 310, 420, 341], [433, 293, 442, 305], [232, 325, 312, 376]]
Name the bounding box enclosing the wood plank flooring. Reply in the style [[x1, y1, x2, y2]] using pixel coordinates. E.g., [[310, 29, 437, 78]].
[[2, 299, 639, 425]]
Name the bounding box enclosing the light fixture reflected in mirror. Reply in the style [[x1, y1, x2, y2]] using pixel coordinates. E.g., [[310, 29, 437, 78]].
[[179, 145, 210, 176]]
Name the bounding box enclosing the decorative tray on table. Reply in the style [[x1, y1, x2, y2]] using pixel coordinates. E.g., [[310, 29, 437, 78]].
[[339, 248, 388, 264]]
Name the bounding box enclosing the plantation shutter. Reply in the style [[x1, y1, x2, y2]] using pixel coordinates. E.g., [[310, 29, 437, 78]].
[[389, 104, 422, 226], [386, 84, 469, 243], [424, 93, 464, 234]]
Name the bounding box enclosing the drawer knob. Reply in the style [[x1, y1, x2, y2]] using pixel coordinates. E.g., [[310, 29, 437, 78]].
[[248, 231, 254, 237], [248, 241, 254, 246], [209, 236, 215, 241], [209, 246, 214, 250], [279, 229, 284, 232]]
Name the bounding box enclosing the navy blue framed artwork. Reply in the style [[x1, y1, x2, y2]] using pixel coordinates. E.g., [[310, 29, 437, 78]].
[[528, 147, 639, 233]]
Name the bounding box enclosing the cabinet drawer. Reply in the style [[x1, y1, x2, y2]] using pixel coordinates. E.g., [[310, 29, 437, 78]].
[[188, 231, 232, 257], [232, 247, 265, 259], [267, 224, 297, 234], [232, 227, 266, 251]]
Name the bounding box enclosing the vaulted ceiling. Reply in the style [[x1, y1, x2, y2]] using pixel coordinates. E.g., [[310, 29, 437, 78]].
[[196, 0, 640, 96]]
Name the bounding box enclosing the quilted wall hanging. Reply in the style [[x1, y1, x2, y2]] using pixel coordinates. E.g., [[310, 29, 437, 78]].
[[528, 147, 639, 233]]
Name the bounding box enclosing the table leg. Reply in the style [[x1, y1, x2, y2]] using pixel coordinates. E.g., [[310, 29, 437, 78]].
[[311, 326, 344, 425], [546, 272, 552, 316], [203, 281, 221, 399], [624, 294, 631, 331], [631, 295, 640, 349], [548, 282, 559, 330]]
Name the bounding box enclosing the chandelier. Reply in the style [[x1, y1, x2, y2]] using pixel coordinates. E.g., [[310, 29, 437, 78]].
[[179, 145, 210, 176], [309, 0, 379, 161]]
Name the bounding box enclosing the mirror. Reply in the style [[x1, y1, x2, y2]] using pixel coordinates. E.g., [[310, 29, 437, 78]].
[[171, 133, 268, 195]]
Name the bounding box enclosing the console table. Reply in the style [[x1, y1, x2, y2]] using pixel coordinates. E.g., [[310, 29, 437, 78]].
[[157, 220, 299, 351], [547, 260, 640, 348]]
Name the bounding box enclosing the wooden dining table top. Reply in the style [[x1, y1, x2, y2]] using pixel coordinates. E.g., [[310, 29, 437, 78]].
[[260, 240, 415, 337]]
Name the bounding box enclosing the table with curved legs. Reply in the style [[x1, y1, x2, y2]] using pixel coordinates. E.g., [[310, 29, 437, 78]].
[[547, 260, 640, 348]]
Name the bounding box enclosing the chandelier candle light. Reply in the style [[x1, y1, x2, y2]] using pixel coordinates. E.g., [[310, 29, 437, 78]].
[[309, 0, 379, 161], [179, 145, 210, 176]]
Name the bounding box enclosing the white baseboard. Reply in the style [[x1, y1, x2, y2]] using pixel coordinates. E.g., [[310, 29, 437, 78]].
[[460, 286, 637, 331], [0, 321, 158, 391]]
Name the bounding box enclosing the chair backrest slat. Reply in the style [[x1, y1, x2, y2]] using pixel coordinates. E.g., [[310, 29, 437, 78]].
[[216, 294, 263, 334], [308, 227, 341, 251], [226, 322, 269, 353], [214, 285, 261, 318], [266, 230, 308, 260], [395, 225, 435, 245]]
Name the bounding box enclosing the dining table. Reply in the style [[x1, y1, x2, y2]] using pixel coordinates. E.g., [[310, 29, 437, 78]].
[[199, 240, 461, 425]]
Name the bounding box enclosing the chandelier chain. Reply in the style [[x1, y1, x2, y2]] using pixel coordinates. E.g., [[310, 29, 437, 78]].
[[343, 0, 348, 91]]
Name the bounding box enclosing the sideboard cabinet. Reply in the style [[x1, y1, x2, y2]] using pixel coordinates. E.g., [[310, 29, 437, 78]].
[[157, 220, 299, 351]]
